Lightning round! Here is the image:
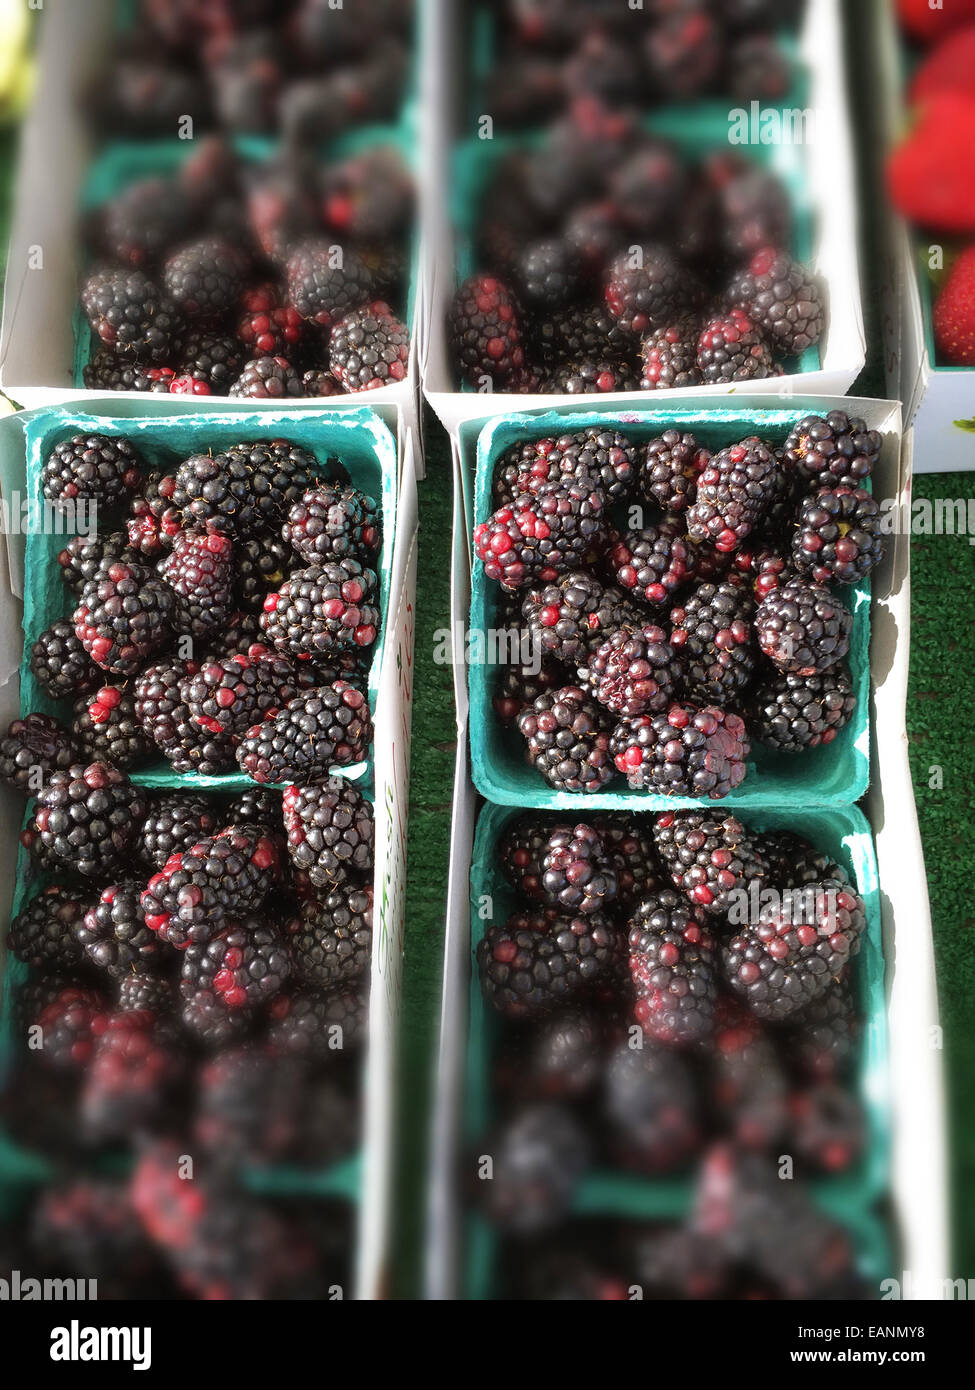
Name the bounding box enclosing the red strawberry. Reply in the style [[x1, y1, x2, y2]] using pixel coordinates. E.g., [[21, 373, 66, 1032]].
[[909, 25, 975, 102], [934, 246, 975, 364], [887, 93, 975, 233], [898, 0, 975, 43]]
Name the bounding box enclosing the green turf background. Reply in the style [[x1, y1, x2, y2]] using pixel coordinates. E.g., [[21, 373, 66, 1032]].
[[0, 0, 972, 1295]]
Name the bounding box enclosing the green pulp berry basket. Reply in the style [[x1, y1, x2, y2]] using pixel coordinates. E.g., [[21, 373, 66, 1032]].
[[468, 406, 871, 811], [464, 801, 893, 1299]]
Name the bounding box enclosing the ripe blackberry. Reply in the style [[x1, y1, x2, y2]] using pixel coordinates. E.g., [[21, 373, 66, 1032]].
[[581, 623, 681, 719], [639, 318, 703, 390], [329, 301, 410, 391], [783, 411, 882, 492], [283, 484, 380, 567], [180, 989, 253, 1048], [726, 249, 825, 356], [201, 613, 263, 661], [141, 828, 281, 950], [475, 480, 607, 591], [448, 274, 525, 388], [495, 429, 638, 507], [708, 1000, 789, 1151], [8, 885, 90, 973], [608, 139, 689, 237], [592, 816, 663, 911], [0, 714, 77, 791], [33, 763, 147, 878], [80, 1007, 181, 1142], [267, 984, 367, 1058], [172, 442, 314, 537], [57, 531, 134, 596], [73, 558, 174, 675], [228, 355, 306, 398], [180, 917, 291, 1012], [475, 1102, 589, 1235], [98, 175, 193, 268], [286, 240, 374, 329], [138, 793, 221, 870], [498, 814, 554, 900], [302, 368, 343, 396], [789, 1081, 865, 1175], [785, 974, 859, 1081], [710, 156, 792, 263], [236, 534, 291, 610], [31, 985, 109, 1070], [669, 577, 757, 703], [732, 543, 790, 600], [237, 682, 372, 784], [628, 891, 718, 1045], [534, 304, 638, 371], [611, 702, 750, 798], [792, 487, 885, 586], [286, 887, 373, 989], [162, 237, 248, 321], [516, 686, 615, 794], [281, 778, 373, 887], [544, 357, 641, 395], [493, 658, 564, 725], [696, 309, 777, 385], [756, 578, 852, 675], [539, 823, 618, 915], [240, 440, 321, 531], [179, 654, 293, 743], [134, 660, 235, 776], [20, 814, 63, 873], [498, 1006, 603, 1104], [604, 1040, 702, 1174], [71, 686, 153, 770], [75, 881, 164, 978], [126, 473, 182, 558], [604, 245, 684, 335], [177, 330, 246, 393], [159, 529, 235, 639], [641, 431, 710, 513], [686, 436, 781, 552], [643, 6, 723, 98], [521, 571, 637, 666], [652, 809, 767, 916], [607, 519, 698, 606], [260, 560, 380, 657], [41, 433, 143, 507], [82, 352, 176, 393], [748, 665, 856, 753], [118, 972, 177, 1016], [477, 908, 622, 1019], [32, 1178, 164, 1298], [80, 268, 182, 363], [513, 238, 584, 312], [193, 1044, 299, 1167], [724, 879, 866, 1021]]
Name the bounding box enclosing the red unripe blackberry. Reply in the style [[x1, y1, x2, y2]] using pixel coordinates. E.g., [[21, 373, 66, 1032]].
[[237, 303, 304, 358], [474, 482, 606, 591]]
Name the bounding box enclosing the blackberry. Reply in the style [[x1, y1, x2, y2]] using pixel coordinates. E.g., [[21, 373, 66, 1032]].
[[748, 665, 856, 753], [475, 1103, 589, 1235], [32, 1178, 164, 1299], [792, 487, 885, 586], [30, 985, 109, 1070], [534, 304, 638, 371], [498, 1006, 603, 1104], [521, 571, 637, 666], [180, 917, 291, 1013], [608, 520, 698, 606], [223, 787, 283, 839], [608, 140, 689, 237], [329, 301, 410, 392], [611, 702, 750, 799], [785, 975, 859, 1081], [498, 814, 555, 901], [33, 763, 147, 878], [201, 613, 263, 662], [8, 885, 90, 973], [75, 881, 164, 978], [563, 27, 643, 104], [628, 890, 718, 1045], [592, 816, 663, 911], [282, 778, 373, 888], [194, 1044, 299, 1167], [516, 686, 615, 794], [179, 654, 294, 743], [643, 6, 723, 99], [448, 274, 525, 388], [228, 355, 306, 398], [283, 484, 381, 567], [159, 529, 235, 639], [696, 309, 775, 385], [285, 887, 373, 989], [514, 238, 584, 312], [581, 624, 681, 719], [652, 809, 767, 916], [177, 330, 246, 393], [723, 879, 866, 1020], [71, 686, 154, 770], [98, 175, 193, 269], [41, 433, 143, 508], [631, 1226, 730, 1301], [162, 237, 248, 322], [539, 823, 618, 916], [260, 559, 380, 658], [493, 658, 564, 725], [126, 474, 182, 557], [134, 660, 236, 776], [172, 443, 313, 537], [82, 353, 176, 393], [543, 357, 641, 395], [475, 482, 607, 591], [57, 531, 134, 596], [756, 579, 852, 675], [141, 829, 281, 950], [732, 543, 790, 600], [80, 268, 182, 363], [726, 249, 824, 356], [711, 157, 792, 263], [641, 431, 710, 513], [709, 1000, 789, 1151], [118, 972, 177, 1015], [789, 1081, 865, 1175], [286, 240, 374, 329], [237, 303, 304, 360], [495, 429, 639, 507], [302, 368, 343, 396], [477, 908, 622, 1019], [234, 440, 320, 531], [669, 577, 757, 703], [138, 793, 221, 870], [729, 33, 792, 103], [235, 534, 292, 611], [783, 411, 882, 492], [236, 682, 372, 784], [267, 984, 367, 1058], [604, 245, 684, 335], [686, 436, 781, 552], [80, 1008, 181, 1142], [321, 146, 413, 242], [209, 29, 284, 134], [73, 558, 175, 675], [180, 990, 252, 1048], [20, 814, 63, 874], [604, 1040, 702, 1175], [0, 714, 77, 791], [639, 318, 704, 390]]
